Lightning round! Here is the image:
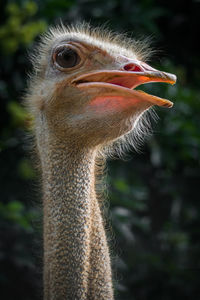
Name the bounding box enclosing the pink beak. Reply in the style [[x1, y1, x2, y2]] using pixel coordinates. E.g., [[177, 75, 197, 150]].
[[73, 61, 176, 108]]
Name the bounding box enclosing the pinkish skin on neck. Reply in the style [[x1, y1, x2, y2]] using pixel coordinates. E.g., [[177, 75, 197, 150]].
[[39, 133, 113, 300]]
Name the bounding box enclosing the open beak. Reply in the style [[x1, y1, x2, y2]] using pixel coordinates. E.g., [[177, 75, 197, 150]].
[[72, 62, 176, 108]]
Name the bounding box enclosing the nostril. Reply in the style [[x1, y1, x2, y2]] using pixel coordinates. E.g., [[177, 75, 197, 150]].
[[124, 63, 142, 72]]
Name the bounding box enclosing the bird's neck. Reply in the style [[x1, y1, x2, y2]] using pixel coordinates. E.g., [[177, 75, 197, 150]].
[[38, 134, 113, 300]]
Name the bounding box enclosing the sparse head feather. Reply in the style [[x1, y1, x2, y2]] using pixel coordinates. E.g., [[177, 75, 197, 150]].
[[30, 22, 153, 77]]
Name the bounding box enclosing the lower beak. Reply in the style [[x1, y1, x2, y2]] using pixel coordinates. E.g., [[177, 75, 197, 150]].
[[72, 67, 176, 108]]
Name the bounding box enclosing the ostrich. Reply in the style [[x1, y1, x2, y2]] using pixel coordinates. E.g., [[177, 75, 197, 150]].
[[26, 24, 176, 300]]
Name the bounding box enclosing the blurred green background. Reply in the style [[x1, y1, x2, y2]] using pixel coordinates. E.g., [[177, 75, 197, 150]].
[[0, 0, 200, 299]]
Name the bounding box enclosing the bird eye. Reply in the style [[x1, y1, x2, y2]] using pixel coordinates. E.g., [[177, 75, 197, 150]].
[[54, 47, 80, 69]]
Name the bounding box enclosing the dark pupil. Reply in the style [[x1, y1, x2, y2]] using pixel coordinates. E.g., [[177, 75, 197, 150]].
[[56, 48, 79, 68]]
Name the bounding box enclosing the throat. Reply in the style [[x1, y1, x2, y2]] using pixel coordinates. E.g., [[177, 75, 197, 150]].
[[39, 141, 113, 299]]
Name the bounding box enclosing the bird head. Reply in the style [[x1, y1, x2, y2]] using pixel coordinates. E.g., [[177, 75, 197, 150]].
[[28, 24, 176, 149]]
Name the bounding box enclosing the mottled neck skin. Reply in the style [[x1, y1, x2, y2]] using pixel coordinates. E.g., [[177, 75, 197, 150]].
[[38, 129, 113, 300]]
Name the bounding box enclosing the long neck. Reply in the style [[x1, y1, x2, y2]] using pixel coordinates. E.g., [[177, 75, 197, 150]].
[[38, 133, 113, 299]]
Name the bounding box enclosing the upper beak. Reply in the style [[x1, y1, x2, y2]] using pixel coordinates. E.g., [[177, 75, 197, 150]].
[[72, 62, 176, 108]]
